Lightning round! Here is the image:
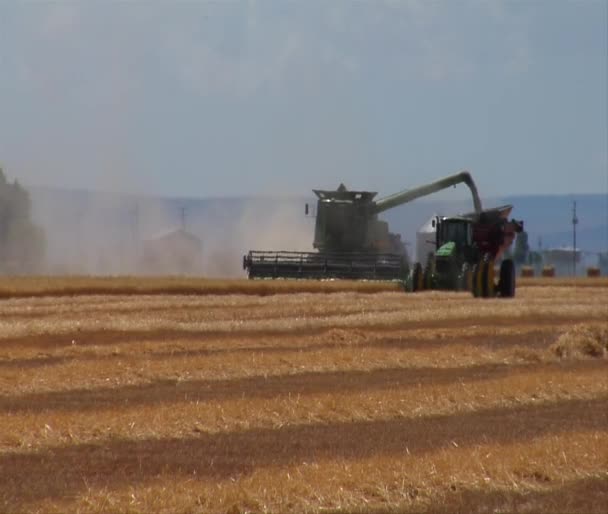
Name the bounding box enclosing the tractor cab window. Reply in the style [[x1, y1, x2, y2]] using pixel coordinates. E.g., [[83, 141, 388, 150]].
[[440, 220, 471, 246]]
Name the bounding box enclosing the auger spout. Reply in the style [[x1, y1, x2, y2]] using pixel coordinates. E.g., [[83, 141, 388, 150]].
[[373, 171, 483, 215]]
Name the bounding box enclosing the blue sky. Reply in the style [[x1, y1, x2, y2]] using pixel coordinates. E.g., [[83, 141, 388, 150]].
[[0, 1, 606, 198]]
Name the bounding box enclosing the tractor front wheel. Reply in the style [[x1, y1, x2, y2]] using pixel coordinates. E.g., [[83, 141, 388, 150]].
[[458, 263, 472, 292]]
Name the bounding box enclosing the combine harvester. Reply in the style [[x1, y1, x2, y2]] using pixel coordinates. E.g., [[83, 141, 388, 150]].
[[243, 171, 482, 281]]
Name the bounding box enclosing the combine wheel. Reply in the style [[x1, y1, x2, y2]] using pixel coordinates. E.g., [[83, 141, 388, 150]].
[[481, 255, 496, 298], [498, 258, 516, 298]]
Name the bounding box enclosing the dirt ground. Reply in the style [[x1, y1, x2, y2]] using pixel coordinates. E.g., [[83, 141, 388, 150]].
[[0, 279, 606, 513]]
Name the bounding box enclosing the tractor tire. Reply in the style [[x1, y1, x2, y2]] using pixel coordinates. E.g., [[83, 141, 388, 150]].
[[471, 262, 482, 297], [499, 259, 516, 298], [481, 255, 495, 298], [458, 263, 472, 292]]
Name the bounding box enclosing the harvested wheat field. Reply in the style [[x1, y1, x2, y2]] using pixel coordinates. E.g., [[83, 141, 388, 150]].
[[0, 278, 607, 514]]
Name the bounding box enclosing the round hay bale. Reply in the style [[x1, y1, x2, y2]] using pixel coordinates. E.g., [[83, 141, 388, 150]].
[[520, 266, 534, 277], [587, 267, 601, 277], [541, 265, 555, 277]]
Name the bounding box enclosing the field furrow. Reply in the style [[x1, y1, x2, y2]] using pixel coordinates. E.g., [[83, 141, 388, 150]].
[[0, 280, 606, 513], [1, 398, 607, 507]]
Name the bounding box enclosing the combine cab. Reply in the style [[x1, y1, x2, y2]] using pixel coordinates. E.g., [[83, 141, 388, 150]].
[[407, 206, 524, 297], [244, 171, 483, 281]]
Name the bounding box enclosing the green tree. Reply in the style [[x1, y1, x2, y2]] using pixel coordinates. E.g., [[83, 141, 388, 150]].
[[0, 167, 46, 273]]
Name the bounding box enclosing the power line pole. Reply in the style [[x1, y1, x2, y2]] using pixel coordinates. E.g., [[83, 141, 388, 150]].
[[572, 200, 578, 276]]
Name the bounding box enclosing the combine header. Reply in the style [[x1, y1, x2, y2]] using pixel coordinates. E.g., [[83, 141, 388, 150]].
[[243, 171, 483, 281], [243, 251, 404, 280]]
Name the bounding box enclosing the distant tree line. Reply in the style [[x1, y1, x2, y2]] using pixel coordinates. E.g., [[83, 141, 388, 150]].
[[0, 167, 46, 274]]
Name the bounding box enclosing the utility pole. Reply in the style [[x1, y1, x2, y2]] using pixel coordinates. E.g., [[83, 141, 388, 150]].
[[572, 200, 578, 276]]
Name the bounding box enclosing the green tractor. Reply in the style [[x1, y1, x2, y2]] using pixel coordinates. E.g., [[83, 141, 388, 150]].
[[407, 207, 523, 298]]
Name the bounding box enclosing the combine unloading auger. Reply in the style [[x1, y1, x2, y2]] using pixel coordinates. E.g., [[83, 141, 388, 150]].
[[371, 170, 482, 217], [243, 171, 483, 280]]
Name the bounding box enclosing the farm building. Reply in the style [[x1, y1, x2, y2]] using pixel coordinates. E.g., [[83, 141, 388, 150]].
[[542, 247, 582, 276], [140, 228, 203, 275]]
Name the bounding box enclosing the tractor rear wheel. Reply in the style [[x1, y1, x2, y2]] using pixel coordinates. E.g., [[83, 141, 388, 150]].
[[481, 255, 496, 298], [499, 259, 516, 297]]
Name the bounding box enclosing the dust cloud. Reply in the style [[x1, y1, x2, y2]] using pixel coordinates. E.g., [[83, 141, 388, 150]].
[[25, 181, 480, 277], [27, 187, 315, 278], [204, 198, 314, 278]]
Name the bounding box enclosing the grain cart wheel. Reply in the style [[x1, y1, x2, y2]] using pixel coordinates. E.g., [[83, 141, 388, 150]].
[[481, 255, 496, 298], [498, 259, 516, 298]]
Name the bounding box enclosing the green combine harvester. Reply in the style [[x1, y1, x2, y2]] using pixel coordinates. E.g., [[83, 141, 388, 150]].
[[243, 171, 483, 281]]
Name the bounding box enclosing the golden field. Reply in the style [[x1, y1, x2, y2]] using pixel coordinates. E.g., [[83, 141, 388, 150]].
[[0, 277, 606, 513], [0, 275, 606, 299]]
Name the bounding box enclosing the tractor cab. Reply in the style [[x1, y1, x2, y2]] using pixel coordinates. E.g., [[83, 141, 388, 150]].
[[436, 216, 473, 249], [427, 216, 476, 288], [433, 216, 478, 266]]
